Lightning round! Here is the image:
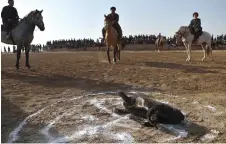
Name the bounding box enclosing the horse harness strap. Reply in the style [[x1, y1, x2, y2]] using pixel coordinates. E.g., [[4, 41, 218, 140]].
[[179, 30, 189, 38]]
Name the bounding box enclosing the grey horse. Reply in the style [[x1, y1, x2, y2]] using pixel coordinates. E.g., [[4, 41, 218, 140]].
[[1, 9, 45, 69]]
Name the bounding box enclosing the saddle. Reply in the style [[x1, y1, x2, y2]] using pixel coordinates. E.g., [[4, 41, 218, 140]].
[[190, 27, 203, 43], [1, 23, 18, 32]]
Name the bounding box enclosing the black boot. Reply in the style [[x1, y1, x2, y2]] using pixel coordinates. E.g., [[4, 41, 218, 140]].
[[192, 34, 198, 44]]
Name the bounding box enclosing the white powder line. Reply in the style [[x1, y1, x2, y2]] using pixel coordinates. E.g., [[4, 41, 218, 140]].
[[81, 115, 97, 121], [116, 123, 140, 130], [104, 132, 134, 143], [51, 115, 130, 143], [205, 105, 217, 112], [8, 94, 84, 143], [8, 107, 47, 143], [40, 108, 78, 142], [159, 124, 188, 142], [8, 90, 182, 143], [7, 91, 123, 143], [90, 98, 120, 118], [200, 129, 220, 142]]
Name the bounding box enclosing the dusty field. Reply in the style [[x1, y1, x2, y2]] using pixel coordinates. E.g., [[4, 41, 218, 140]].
[[1, 50, 226, 143]]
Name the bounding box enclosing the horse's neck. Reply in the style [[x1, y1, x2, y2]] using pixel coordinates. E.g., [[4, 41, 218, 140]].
[[181, 28, 192, 39], [106, 27, 115, 35], [13, 20, 35, 35]]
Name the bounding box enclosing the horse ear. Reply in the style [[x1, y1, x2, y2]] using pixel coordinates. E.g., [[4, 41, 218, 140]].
[[35, 9, 38, 14], [40, 10, 43, 13], [104, 14, 107, 18]]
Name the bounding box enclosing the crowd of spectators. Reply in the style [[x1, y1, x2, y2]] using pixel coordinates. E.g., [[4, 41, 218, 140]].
[[46, 34, 226, 50], [2, 34, 226, 53], [45, 34, 176, 50]]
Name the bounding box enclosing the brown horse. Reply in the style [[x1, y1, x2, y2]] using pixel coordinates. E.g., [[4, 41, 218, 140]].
[[155, 37, 166, 52], [104, 15, 121, 64]]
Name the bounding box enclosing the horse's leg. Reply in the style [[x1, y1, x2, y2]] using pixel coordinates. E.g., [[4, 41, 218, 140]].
[[187, 43, 192, 61], [207, 44, 213, 61], [25, 44, 31, 68], [107, 47, 111, 64], [118, 45, 121, 62], [113, 47, 117, 63], [183, 42, 189, 61], [15, 45, 22, 69], [201, 44, 206, 61]]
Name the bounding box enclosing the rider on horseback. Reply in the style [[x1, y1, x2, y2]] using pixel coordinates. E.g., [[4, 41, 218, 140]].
[[102, 6, 122, 41], [1, 0, 19, 40], [157, 33, 162, 45], [189, 12, 202, 44]]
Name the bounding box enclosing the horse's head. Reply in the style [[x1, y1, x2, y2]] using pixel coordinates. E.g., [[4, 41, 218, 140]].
[[175, 26, 189, 44], [26, 9, 45, 31], [104, 14, 112, 30]]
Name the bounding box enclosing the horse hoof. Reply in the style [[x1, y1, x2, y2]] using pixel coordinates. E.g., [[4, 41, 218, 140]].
[[26, 64, 31, 69], [15, 65, 19, 70], [186, 59, 191, 62]]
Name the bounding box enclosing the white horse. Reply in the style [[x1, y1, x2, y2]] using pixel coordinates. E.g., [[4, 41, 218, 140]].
[[155, 37, 166, 52], [1, 9, 45, 69], [175, 26, 213, 62]]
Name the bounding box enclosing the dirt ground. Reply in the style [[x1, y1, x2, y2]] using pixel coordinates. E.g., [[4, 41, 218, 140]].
[[1, 49, 226, 143]]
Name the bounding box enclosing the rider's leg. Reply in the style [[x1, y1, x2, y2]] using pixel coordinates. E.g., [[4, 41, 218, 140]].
[[193, 28, 201, 44], [113, 23, 122, 40], [6, 22, 13, 40]]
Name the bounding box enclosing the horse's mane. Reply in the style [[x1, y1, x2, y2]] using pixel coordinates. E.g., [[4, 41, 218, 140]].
[[22, 10, 35, 20], [180, 26, 189, 29], [21, 10, 40, 22]]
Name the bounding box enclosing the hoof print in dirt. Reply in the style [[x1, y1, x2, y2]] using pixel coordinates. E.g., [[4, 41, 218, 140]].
[[115, 91, 185, 126]]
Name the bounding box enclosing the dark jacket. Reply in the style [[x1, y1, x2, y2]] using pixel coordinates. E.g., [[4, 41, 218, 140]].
[[1, 5, 19, 24], [107, 13, 119, 23], [189, 18, 201, 29]]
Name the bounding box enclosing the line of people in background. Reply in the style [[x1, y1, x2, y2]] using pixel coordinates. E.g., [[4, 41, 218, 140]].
[[46, 34, 226, 50], [2, 34, 226, 53]]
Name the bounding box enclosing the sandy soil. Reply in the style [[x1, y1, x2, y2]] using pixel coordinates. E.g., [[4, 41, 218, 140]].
[[1, 50, 226, 143]]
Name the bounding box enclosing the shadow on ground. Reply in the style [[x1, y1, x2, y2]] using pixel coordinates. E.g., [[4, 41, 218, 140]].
[[1, 96, 67, 143], [1, 71, 161, 93], [145, 62, 221, 74]]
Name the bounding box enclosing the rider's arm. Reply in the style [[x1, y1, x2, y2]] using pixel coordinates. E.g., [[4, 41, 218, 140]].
[[195, 18, 201, 27], [188, 19, 194, 27], [1, 7, 7, 23], [14, 8, 19, 20], [115, 14, 119, 23]]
